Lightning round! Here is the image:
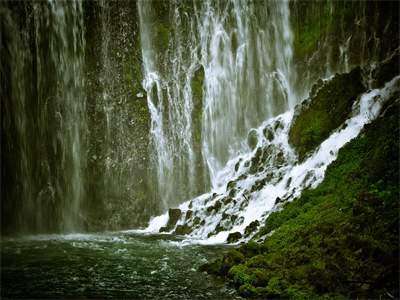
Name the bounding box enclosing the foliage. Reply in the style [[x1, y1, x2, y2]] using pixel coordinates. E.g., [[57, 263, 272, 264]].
[[200, 100, 399, 299]]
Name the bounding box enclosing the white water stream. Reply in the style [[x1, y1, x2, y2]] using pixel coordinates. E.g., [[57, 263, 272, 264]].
[[139, 0, 295, 211], [145, 76, 399, 243]]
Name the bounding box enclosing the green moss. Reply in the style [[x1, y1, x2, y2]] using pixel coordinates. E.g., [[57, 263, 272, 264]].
[[289, 67, 365, 160], [200, 98, 399, 298], [155, 22, 170, 52]]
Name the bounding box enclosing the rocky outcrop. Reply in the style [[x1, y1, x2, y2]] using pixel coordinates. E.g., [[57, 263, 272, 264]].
[[83, 1, 152, 231], [288, 67, 365, 161], [159, 208, 181, 233]]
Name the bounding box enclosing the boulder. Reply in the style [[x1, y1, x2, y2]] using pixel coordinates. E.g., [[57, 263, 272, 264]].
[[159, 208, 181, 233], [244, 220, 260, 236], [288, 67, 365, 161], [227, 232, 242, 243], [247, 129, 258, 150], [174, 224, 191, 235]]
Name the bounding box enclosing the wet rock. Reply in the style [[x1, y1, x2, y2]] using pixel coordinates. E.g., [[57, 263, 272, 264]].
[[285, 177, 292, 189], [159, 208, 181, 232], [251, 178, 267, 192], [214, 200, 222, 211], [274, 120, 283, 131], [227, 232, 242, 243], [227, 180, 236, 190], [223, 197, 233, 206], [222, 211, 230, 220], [228, 188, 237, 197], [263, 127, 274, 141], [372, 52, 399, 88], [247, 129, 258, 150], [193, 216, 200, 225], [234, 159, 242, 172], [174, 224, 191, 235], [289, 67, 365, 161], [185, 210, 193, 220], [238, 174, 247, 181], [159, 226, 169, 233], [244, 220, 260, 237], [236, 216, 244, 225], [274, 197, 283, 205], [200, 219, 206, 226]]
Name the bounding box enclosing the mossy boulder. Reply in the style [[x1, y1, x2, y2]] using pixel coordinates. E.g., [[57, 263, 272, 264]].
[[198, 249, 244, 276], [200, 95, 399, 298], [289, 67, 365, 160]]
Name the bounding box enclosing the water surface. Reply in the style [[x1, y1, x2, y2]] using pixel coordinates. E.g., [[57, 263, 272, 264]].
[[1, 232, 240, 299]]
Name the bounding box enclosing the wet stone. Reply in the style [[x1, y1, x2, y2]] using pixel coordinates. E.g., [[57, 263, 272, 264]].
[[222, 212, 230, 220], [244, 220, 260, 236], [227, 180, 236, 190], [223, 197, 233, 206], [185, 210, 193, 220], [247, 129, 258, 150], [174, 224, 191, 235], [228, 188, 237, 197], [193, 216, 200, 225], [227, 232, 242, 243]]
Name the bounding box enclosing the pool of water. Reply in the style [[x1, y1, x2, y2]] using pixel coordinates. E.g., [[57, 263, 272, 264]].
[[1, 232, 240, 299]]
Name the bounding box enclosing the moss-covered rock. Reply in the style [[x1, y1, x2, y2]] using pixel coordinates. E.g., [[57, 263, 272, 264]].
[[200, 89, 399, 299], [289, 67, 365, 160]]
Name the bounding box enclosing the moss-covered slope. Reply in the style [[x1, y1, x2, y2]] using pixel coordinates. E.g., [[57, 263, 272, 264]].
[[199, 96, 399, 298], [288, 67, 365, 161]]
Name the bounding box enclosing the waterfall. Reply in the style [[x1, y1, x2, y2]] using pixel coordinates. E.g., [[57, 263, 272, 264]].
[[138, 0, 206, 210], [199, 0, 295, 184], [1, 0, 86, 234], [138, 0, 295, 211]]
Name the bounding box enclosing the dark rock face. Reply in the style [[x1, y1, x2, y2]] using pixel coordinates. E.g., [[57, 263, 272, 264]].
[[372, 52, 400, 88], [288, 67, 365, 161], [227, 232, 242, 243], [174, 224, 191, 235], [83, 1, 152, 231], [159, 208, 181, 232]]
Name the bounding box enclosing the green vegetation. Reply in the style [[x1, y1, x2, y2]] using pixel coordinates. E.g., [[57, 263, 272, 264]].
[[289, 67, 365, 161], [200, 98, 399, 298]]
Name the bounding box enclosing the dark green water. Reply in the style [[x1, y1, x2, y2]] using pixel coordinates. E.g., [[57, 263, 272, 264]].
[[1, 232, 240, 299]]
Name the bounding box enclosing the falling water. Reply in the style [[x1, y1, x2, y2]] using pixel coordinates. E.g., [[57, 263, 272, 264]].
[[1, 0, 86, 234], [138, 0, 206, 210], [199, 0, 295, 184], [139, 0, 295, 211]]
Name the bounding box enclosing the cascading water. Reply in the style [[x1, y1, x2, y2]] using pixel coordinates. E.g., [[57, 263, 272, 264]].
[[138, 0, 207, 210], [147, 74, 400, 243], [139, 0, 296, 211], [200, 0, 295, 182], [1, 0, 86, 234]]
